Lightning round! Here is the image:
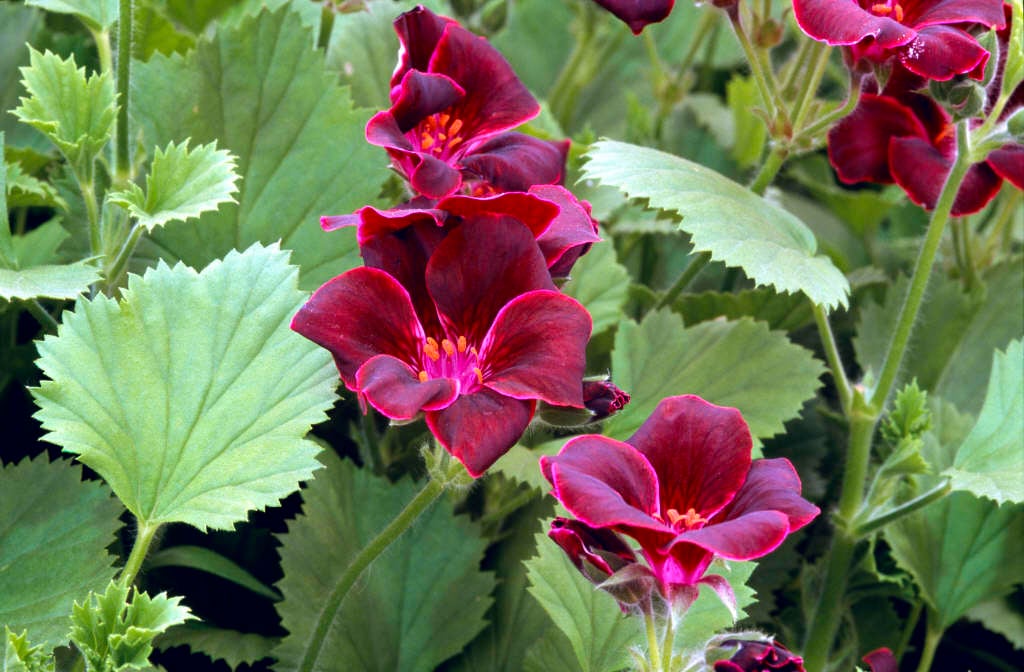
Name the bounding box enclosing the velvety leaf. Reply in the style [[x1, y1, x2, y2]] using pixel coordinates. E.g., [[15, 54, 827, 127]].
[[0, 262, 102, 300], [24, 0, 117, 31], [13, 48, 115, 173], [157, 623, 276, 670], [583, 141, 849, 308], [107, 140, 239, 232], [966, 597, 1024, 651], [944, 340, 1024, 504], [605, 310, 823, 441], [0, 456, 122, 650], [32, 243, 335, 531], [146, 546, 280, 601], [273, 452, 494, 672], [130, 6, 389, 288], [561, 231, 629, 335], [673, 288, 814, 332], [524, 528, 643, 672]]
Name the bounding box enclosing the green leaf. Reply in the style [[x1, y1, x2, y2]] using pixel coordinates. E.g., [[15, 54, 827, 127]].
[[24, 0, 117, 31], [581, 140, 849, 309], [1, 133, 13, 266], [5, 159, 67, 210], [491, 440, 564, 492], [605, 310, 823, 442], [672, 560, 757, 650], [944, 340, 1024, 504], [0, 455, 122, 650], [525, 528, 642, 672], [1002, 0, 1024, 97], [325, 0, 402, 110], [673, 288, 814, 332], [726, 76, 766, 169], [0, 210, 101, 301], [13, 48, 116, 174], [146, 546, 280, 601], [3, 628, 54, 672], [130, 6, 390, 289], [966, 597, 1024, 651], [157, 623, 276, 670], [0, 4, 47, 153], [70, 581, 192, 672], [273, 451, 495, 672], [32, 243, 336, 531], [561, 231, 630, 335], [107, 140, 239, 232]]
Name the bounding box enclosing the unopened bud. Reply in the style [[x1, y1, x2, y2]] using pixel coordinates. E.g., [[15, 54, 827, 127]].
[[929, 78, 987, 120], [1007, 108, 1024, 141], [756, 19, 784, 48], [537, 377, 630, 427], [478, 0, 508, 33]]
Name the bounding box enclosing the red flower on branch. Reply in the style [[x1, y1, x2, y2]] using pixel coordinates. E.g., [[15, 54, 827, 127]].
[[714, 639, 806, 672], [591, 0, 676, 34], [792, 0, 1006, 81], [292, 219, 592, 477], [540, 396, 819, 610], [367, 6, 568, 197]]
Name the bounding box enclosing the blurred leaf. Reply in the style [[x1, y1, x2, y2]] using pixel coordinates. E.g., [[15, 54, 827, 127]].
[[273, 452, 494, 672], [491, 440, 563, 492], [1002, 0, 1023, 96], [0, 456, 122, 650], [32, 243, 335, 530], [25, 0, 116, 31], [726, 75, 766, 169], [777, 191, 870, 273], [966, 597, 1024, 651], [0, 4, 47, 152], [583, 141, 849, 309], [0, 262, 101, 300], [562, 231, 630, 335], [325, 0, 402, 110], [786, 154, 902, 237], [146, 546, 280, 601], [157, 623, 276, 670]]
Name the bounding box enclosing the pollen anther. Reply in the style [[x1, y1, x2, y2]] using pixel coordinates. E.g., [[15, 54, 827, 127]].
[[442, 338, 456, 356], [457, 335, 468, 352], [424, 337, 441, 361], [894, 3, 904, 20], [418, 370, 429, 383], [871, 3, 892, 13], [473, 367, 484, 384]]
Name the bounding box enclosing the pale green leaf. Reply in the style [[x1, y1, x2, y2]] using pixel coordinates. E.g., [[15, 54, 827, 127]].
[[24, 0, 117, 31], [944, 340, 1024, 504], [581, 140, 849, 309], [605, 310, 823, 442], [0, 4, 47, 153], [0, 456, 122, 650], [274, 451, 494, 672], [32, 243, 336, 530], [157, 623, 276, 670], [3, 628, 53, 672], [966, 597, 1024, 651], [561, 230, 629, 335], [0, 263, 101, 300], [525, 528, 643, 672], [1002, 0, 1023, 96], [726, 76, 766, 168], [130, 6, 390, 288], [107, 140, 239, 232], [5, 160, 67, 210], [325, 0, 406, 110], [13, 49, 115, 173], [146, 546, 280, 601], [10, 219, 67, 269]]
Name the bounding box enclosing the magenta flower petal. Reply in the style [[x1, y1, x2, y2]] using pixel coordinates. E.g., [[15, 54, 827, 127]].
[[909, 0, 1006, 31], [862, 648, 898, 672], [426, 388, 534, 477], [670, 510, 791, 561], [459, 134, 569, 193], [714, 639, 806, 672], [828, 94, 928, 184], [792, 0, 913, 47], [549, 518, 638, 577], [426, 218, 555, 344], [387, 70, 465, 132], [987, 145, 1024, 190], [439, 191, 559, 239], [592, 0, 676, 34], [719, 459, 821, 531], [290, 267, 423, 388], [898, 26, 990, 81], [356, 354, 458, 419], [628, 396, 752, 521], [890, 135, 1003, 214], [392, 7, 456, 88], [410, 153, 463, 198], [481, 291, 591, 406], [529, 185, 602, 277]]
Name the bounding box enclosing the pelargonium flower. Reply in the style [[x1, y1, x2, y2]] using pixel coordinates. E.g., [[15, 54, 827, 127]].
[[367, 6, 568, 197], [549, 518, 655, 608], [792, 0, 1006, 81], [540, 395, 819, 610], [292, 218, 592, 477], [862, 648, 898, 672], [713, 639, 806, 672], [591, 1, 676, 34]]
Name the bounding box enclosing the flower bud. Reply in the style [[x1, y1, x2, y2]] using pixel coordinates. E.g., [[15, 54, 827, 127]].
[[928, 78, 988, 121], [537, 377, 630, 427], [549, 518, 654, 609], [712, 639, 806, 672]]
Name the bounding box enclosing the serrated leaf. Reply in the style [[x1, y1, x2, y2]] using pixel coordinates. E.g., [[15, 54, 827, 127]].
[[324, 0, 400, 110], [1003, 0, 1023, 96], [0, 263, 101, 301], [6, 160, 67, 210], [561, 230, 629, 335], [966, 597, 1024, 651], [13, 49, 115, 173], [24, 0, 117, 31], [525, 528, 643, 672], [0, 4, 46, 153], [32, 243, 336, 531], [3, 628, 53, 672], [581, 140, 849, 309], [146, 546, 280, 601], [130, 7, 390, 289], [274, 451, 494, 672], [672, 560, 758, 650], [0, 456, 122, 650], [944, 340, 1024, 504], [107, 140, 238, 231], [605, 310, 823, 442], [157, 623, 275, 670], [673, 288, 814, 332]]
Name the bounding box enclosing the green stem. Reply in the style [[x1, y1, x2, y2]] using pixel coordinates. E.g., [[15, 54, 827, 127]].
[[105, 223, 144, 288], [24, 299, 59, 332], [837, 409, 876, 522], [915, 612, 944, 672], [781, 34, 812, 95], [659, 611, 676, 672], [870, 120, 973, 410], [115, 0, 133, 182], [799, 76, 861, 139], [298, 478, 445, 672], [812, 303, 853, 414], [748, 144, 787, 195], [851, 479, 951, 537], [895, 600, 923, 661], [91, 29, 113, 75], [548, 7, 597, 130], [656, 251, 711, 308], [790, 41, 830, 133], [644, 609, 663, 672], [984, 189, 1022, 255], [81, 178, 102, 256], [732, 21, 777, 120], [120, 519, 161, 587]]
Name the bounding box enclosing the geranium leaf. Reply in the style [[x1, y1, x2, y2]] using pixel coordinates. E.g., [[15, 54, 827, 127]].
[[3, 628, 54, 672], [146, 546, 280, 601], [673, 561, 758, 650], [1003, 0, 1023, 96], [561, 230, 630, 336], [966, 597, 1024, 651], [157, 623, 276, 670], [944, 340, 1024, 504], [581, 140, 849, 309], [130, 6, 390, 289], [673, 288, 814, 332], [106, 140, 239, 232], [6, 160, 66, 210], [1, 133, 13, 266], [525, 527, 643, 672], [273, 452, 494, 672], [605, 310, 823, 442], [0, 262, 102, 300], [32, 243, 336, 531], [24, 0, 117, 31], [324, 0, 400, 110], [12, 48, 115, 174], [0, 456, 122, 650]]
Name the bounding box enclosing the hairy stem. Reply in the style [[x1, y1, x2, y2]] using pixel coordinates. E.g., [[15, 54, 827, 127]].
[[120, 519, 161, 587], [644, 608, 663, 672], [852, 479, 952, 537], [790, 41, 830, 132], [105, 222, 144, 289], [748, 144, 787, 195], [915, 612, 944, 672], [812, 303, 852, 413], [657, 251, 711, 308]]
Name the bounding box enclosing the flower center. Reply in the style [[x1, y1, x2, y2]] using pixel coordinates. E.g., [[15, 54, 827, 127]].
[[417, 335, 484, 392], [869, 1, 905, 22], [659, 507, 708, 531], [419, 112, 467, 158]]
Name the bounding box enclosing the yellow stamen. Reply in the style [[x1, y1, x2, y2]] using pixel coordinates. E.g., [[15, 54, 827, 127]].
[[666, 507, 707, 528], [438, 132, 447, 141], [470, 346, 479, 357], [439, 113, 450, 126], [457, 335, 468, 353], [894, 3, 904, 21], [418, 370, 429, 383], [473, 367, 484, 384], [449, 118, 464, 135], [871, 3, 892, 13], [420, 133, 435, 150], [424, 337, 440, 361], [442, 338, 456, 356], [448, 136, 464, 150]]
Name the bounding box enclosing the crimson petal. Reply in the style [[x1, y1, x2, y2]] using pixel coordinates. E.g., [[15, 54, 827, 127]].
[[890, 136, 1003, 214], [426, 388, 534, 477], [357, 354, 458, 419], [898, 26, 990, 81], [828, 94, 928, 184], [909, 0, 1006, 31], [529, 185, 602, 276], [592, 0, 676, 34], [460, 134, 569, 193], [438, 191, 559, 239], [792, 0, 913, 48], [987, 145, 1024, 190], [388, 70, 465, 132], [670, 510, 792, 561], [717, 459, 820, 532], [392, 7, 456, 88]]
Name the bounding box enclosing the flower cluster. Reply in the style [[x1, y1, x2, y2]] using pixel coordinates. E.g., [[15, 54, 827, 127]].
[[292, 6, 598, 477]]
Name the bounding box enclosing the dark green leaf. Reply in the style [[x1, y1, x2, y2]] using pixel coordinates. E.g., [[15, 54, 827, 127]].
[[157, 623, 276, 670], [146, 546, 280, 601]]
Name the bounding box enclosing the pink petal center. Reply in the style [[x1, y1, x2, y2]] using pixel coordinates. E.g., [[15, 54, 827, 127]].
[[419, 334, 484, 393], [865, 0, 906, 22], [416, 111, 468, 160], [656, 507, 709, 532]]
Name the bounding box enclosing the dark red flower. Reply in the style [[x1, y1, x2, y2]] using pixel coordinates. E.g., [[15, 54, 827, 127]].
[[366, 6, 567, 197], [540, 396, 819, 608], [592, 1, 676, 34], [549, 518, 655, 607], [582, 378, 631, 420], [792, 0, 1006, 81], [862, 647, 898, 672], [714, 639, 806, 672], [292, 218, 592, 477]]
